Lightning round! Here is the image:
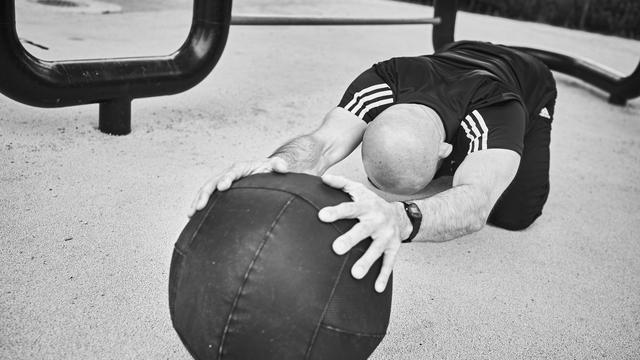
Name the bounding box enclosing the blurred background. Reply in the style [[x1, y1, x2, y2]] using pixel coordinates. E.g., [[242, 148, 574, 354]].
[[400, 0, 640, 39]]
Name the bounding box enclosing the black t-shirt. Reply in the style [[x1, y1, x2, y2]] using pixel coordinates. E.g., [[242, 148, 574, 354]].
[[338, 40, 557, 174]]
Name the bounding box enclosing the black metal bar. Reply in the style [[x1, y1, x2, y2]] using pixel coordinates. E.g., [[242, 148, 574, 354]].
[[610, 61, 640, 105], [428, 0, 639, 105], [512, 46, 640, 105], [231, 14, 440, 26], [0, 0, 232, 135], [99, 98, 131, 135], [432, 0, 457, 51]]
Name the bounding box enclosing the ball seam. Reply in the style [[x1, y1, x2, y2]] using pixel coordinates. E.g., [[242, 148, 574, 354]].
[[179, 191, 222, 253], [304, 244, 352, 359], [319, 323, 387, 338], [217, 195, 296, 359], [232, 185, 348, 235]]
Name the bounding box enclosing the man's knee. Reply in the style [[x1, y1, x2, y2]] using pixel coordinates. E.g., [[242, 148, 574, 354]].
[[487, 211, 541, 231], [488, 181, 549, 231]]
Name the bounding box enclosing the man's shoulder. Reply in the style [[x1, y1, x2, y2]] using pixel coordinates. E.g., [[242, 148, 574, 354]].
[[374, 53, 439, 67], [372, 56, 437, 82], [437, 40, 501, 53]]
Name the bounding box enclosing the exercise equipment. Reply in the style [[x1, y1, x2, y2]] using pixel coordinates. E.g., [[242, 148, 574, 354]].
[[169, 173, 392, 360], [0, 0, 232, 135], [1, 0, 636, 136], [0, 0, 445, 135]]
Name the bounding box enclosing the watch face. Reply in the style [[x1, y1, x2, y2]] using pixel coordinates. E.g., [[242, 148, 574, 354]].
[[406, 203, 422, 219]]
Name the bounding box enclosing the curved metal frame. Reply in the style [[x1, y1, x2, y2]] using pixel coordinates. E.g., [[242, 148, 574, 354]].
[[511, 46, 640, 105], [433, 0, 639, 106], [1, 0, 637, 137], [0, 0, 232, 135], [229, 1, 640, 105]]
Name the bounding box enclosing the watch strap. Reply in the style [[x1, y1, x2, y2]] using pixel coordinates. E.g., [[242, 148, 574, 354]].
[[401, 201, 422, 243]]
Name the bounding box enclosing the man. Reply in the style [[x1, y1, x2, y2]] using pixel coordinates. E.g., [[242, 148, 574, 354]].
[[188, 40, 557, 294]]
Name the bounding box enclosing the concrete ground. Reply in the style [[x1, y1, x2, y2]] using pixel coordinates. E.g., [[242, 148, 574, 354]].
[[1, 0, 639, 359]]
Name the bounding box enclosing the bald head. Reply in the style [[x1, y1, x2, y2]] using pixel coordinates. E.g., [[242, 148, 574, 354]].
[[362, 104, 451, 195]]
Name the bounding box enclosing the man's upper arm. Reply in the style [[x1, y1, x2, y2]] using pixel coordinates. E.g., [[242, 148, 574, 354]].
[[337, 67, 395, 123], [452, 149, 520, 214], [308, 66, 397, 167], [309, 107, 367, 169], [451, 101, 525, 218]]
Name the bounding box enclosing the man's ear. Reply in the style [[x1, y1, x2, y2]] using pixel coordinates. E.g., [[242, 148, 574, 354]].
[[438, 142, 453, 159]]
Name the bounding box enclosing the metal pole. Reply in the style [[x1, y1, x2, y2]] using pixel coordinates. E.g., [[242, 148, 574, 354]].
[[432, 0, 458, 51], [231, 14, 440, 26], [99, 98, 132, 135]]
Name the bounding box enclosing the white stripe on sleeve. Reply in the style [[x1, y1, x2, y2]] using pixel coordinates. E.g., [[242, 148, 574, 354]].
[[344, 83, 390, 111], [472, 110, 489, 151], [358, 98, 394, 119], [465, 115, 482, 152], [350, 90, 393, 115], [460, 117, 475, 154]]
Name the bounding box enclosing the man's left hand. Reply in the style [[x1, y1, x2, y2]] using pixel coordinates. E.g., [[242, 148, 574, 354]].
[[318, 174, 412, 293]]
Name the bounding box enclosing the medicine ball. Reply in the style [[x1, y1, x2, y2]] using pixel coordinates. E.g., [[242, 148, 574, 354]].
[[169, 173, 392, 360]]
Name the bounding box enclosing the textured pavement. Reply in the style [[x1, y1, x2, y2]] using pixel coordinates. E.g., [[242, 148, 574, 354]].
[[1, 0, 640, 359]]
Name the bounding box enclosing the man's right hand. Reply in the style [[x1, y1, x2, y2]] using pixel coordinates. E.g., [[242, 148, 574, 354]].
[[188, 157, 289, 217]]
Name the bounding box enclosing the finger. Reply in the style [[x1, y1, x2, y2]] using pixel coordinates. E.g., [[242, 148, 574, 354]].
[[191, 179, 217, 214], [375, 249, 398, 293], [331, 223, 370, 255], [217, 162, 254, 191], [270, 157, 289, 173], [188, 192, 200, 217], [318, 202, 361, 223], [217, 160, 274, 192], [188, 196, 202, 217], [195, 189, 213, 212], [218, 160, 273, 192], [215, 172, 233, 191], [321, 174, 365, 197], [350, 241, 385, 280], [218, 163, 255, 190]]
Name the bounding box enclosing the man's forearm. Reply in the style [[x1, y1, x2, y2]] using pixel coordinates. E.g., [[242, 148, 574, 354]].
[[269, 135, 327, 175], [411, 184, 491, 242]]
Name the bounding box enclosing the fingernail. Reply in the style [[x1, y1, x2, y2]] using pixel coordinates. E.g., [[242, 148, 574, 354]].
[[352, 266, 365, 279], [318, 209, 331, 222], [333, 241, 346, 255]]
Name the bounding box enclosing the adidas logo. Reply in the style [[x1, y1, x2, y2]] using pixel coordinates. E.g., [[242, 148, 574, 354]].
[[539, 107, 550, 119]]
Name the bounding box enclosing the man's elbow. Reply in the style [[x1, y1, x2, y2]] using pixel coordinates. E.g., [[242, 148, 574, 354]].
[[468, 191, 493, 233], [466, 212, 488, 234]]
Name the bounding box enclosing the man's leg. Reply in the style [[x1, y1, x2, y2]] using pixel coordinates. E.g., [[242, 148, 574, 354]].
[[487, 105, 554, 231]]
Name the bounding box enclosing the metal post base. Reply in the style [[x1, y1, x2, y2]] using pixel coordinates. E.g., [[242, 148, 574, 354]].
[[99, 99, 131, 135], [432, 0, 458, 51], [608, 95, 627, 106]]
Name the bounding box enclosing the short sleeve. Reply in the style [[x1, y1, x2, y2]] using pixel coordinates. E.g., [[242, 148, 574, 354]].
[[338, 67, 395, 123], [458, 100, 526, 155]]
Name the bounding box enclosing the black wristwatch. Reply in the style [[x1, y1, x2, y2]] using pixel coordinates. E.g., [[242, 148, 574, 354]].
[[401, 201, 422, 243]]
